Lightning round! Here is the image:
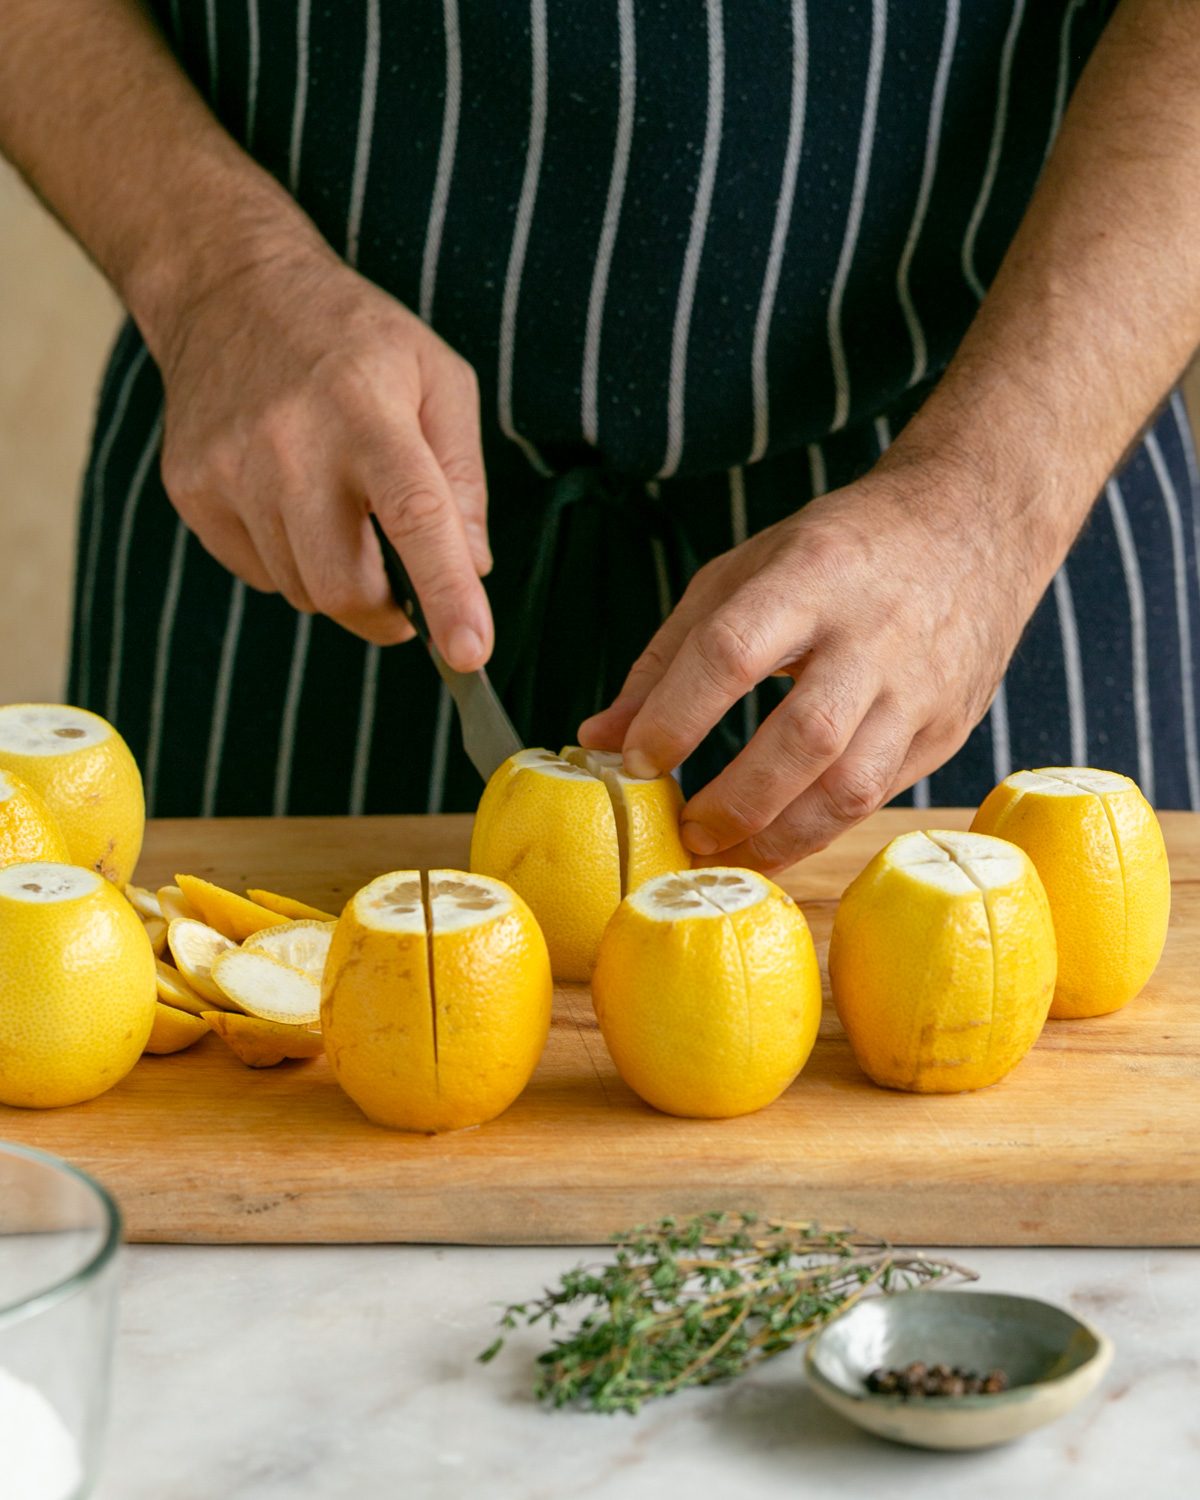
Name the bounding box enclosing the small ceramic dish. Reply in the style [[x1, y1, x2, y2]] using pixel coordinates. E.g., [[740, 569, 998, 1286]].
[[804, 1288, 1112, 1450]]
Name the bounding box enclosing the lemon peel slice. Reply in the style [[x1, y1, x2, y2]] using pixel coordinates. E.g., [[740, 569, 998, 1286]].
[[125, 883, 162, 921], [142, 914, 168, 957], [167, 918, 238, 1005], [144, 1003, 210, 1055], [211, 947, 321, 1025], [174, 874, 290, 942], [246, 888, 338, 923], [157, 884, 199, 923], [243, 919, 334, 980], [202, 1010, 323, 1068], [155, 957, 208, 1015]]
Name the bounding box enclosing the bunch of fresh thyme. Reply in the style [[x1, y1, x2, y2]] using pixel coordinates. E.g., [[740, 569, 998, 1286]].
[[480, 1211, 974, 1414]]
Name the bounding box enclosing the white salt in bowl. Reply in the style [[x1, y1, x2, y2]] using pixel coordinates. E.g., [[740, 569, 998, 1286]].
[[0, 1142, 122, 1499]]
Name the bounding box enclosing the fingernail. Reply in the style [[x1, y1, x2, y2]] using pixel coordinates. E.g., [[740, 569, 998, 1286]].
[[682, 821, 720, 856], [623, 748, 658, 779], [447, 625, 485, 671]]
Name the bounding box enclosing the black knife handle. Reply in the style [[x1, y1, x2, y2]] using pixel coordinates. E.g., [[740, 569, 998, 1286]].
[[370, 515, 430, 645]]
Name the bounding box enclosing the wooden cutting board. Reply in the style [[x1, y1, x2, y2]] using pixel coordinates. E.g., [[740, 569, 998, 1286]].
[[2, 810, 1197, 1247]]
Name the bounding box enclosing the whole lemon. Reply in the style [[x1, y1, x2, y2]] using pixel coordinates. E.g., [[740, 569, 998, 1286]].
[[971, 767, 1169, 1018], [0, 704, 144, 886], [0, 862, 157, 1108], [829, 830, 1056, 1093], [592, 869, 821, 1119]]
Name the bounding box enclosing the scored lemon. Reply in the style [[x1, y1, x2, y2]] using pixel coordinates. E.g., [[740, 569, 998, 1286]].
[[829, 830, 1057, 1094], [0, 862, 156, 1107], [0, 769, 70, 868], [0, 705, 144, 886], [322, 869, 552, 1133], [970, 767, 1170, 1019], [592, 869, 821, 1119], [471, 747, 688, 981]]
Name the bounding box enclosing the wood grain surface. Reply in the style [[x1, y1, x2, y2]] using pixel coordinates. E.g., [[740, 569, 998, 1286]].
[[2, 810, 1197, 1247]]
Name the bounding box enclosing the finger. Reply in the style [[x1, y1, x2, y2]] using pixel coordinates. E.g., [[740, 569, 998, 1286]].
[[619, 586, 810, 778], [419, 354, 492, 575], [678, 658, 879, 856], [178, 504, 277, 594], [282, 491, 417, 646], [577, 570, 725, 753], [237, 497, 317, 614], [712, 703, 912, 874], [360, 420, 494, 671]]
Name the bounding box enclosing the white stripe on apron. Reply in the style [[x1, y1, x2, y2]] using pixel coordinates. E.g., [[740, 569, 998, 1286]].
[[962, 0, 1026, 300], [581, 0, 636, 450], [245, 1, 261, 146], [345, 0, 380, 269], [747, 0, 808, 465], [1105, 476, 1155, 801], [498, 0, 551, 476], [828, 0, 887, 433], [897, 0, 959, 387], [200, 578, 246, 817], [143, 520, 190, 815], [658, 0, 725, 480], [105, 410, 164, 725]]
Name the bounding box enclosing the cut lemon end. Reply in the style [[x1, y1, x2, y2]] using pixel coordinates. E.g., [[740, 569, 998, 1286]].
[[211, 948, 321, 1025], [167, 918, 238, 1005], [202, 1010, 323, 1068], [0, 863, 101, 905], [628, 867, 768, 919], [1001, 767, 1136, 798], [174, 874, 290, 942], [144, 1003, 210, 1055], [0, 703, 112, 756], [881, 829, 1029, 895], [243, 919, 335, 979], [245, 887, 338, 923]]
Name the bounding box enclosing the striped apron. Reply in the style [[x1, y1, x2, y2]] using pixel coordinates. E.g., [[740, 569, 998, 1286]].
[[70, 1, 1200, 816]]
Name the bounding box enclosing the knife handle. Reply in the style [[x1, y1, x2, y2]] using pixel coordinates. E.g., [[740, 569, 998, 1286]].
[[370, 515, 430, 645]]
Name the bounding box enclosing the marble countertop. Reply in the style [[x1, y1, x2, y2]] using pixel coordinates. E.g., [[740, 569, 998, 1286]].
[[93, 1243, 1198, 1499]]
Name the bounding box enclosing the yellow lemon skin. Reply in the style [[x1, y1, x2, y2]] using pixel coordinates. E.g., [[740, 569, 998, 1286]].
[[471, 751, 621, 981], [828, 831, 1057, 1094], [0, 863, 157, 1107], [971, 768, 1170, 1019], [0, 705, 144, 886], [0, 770, 70, 867], [321, 871, 552, 1133], [592, 870, 821, 1119]]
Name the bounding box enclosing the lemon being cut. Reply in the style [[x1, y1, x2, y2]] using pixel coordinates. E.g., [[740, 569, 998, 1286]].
[[591, 869, 821, 1119], [471, 747, 688, 980], [970, 767, 1169, 1018], [321, 869, 552, 1132], [0, 769, 69, 868], [0, 704, 143, 885], [0, 862, 156, 1107], [829, 830, 1057, 1094]]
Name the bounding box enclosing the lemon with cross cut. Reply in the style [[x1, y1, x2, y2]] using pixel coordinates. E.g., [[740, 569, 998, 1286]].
[[321, 869, 552, 1132], [971, 767, 1170, 1018], [591, 868, 821, 1118], [829, 829, 1056, 1093]]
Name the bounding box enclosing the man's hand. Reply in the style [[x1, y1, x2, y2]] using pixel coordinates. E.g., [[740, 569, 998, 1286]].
[[579, 461, 1023, 871], [158, 243, 492, 667]]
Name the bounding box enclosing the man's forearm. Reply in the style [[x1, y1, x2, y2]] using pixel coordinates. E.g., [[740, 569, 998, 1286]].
[[0, 0, 327, 364], [888, 0, 1200, 572]]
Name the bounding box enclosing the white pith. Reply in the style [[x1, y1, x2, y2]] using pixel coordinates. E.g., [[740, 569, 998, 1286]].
[[355, 872, 426, 934], [885, 830, 1025, 893], [0, 770, 13, 802], [514, 748, 595, 781], [428, 872, 511, 934], [562, 745, 632, 885], [630, 868, 766, 920], [244, 920, 333, 977], [0, 862, 99, 903], [1007, 767, 1131, 797], [168, 917, 236, 976], [0, 704, 110, 755], [211, 948, 321, 1023]]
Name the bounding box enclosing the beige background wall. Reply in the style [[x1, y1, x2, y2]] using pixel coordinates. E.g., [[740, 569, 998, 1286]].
[[1, 161, 1199, 706]]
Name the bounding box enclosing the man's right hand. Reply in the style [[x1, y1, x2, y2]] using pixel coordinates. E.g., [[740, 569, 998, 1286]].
[[157, 241, 493, 669]]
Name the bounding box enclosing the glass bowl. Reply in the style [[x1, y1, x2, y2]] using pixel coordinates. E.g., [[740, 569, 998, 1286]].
[[0, 1141, 121, 1499]]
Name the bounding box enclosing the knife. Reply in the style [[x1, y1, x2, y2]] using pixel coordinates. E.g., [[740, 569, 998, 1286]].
[[370, 516, 524, 783]]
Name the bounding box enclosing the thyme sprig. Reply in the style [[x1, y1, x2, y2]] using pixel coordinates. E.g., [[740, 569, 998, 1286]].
[[480, 1211, 975, 1414]]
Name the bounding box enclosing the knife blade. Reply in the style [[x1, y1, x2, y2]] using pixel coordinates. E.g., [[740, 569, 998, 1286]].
[[370, 516, 524, 783]]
